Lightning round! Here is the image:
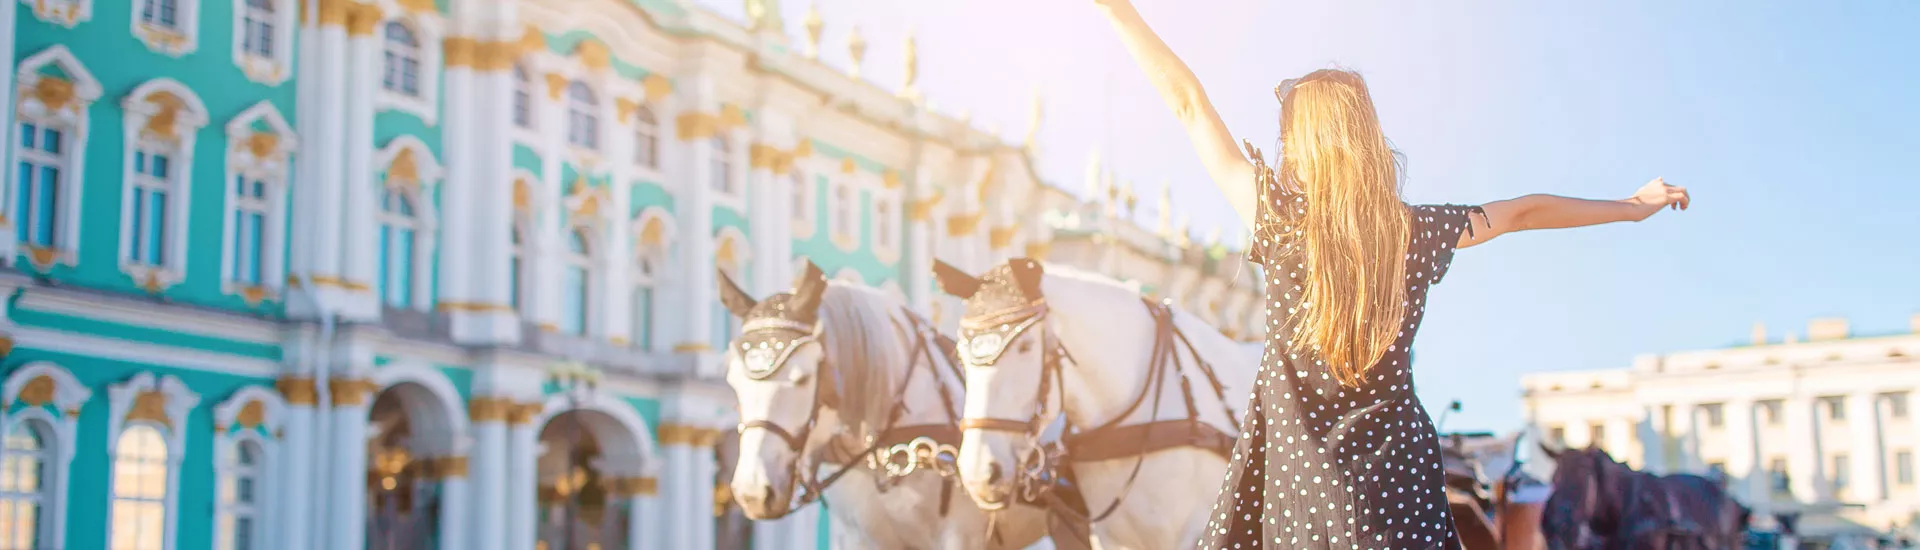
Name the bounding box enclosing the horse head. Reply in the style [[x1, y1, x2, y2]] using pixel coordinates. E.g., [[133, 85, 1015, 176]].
[[1540, 443, 1635, 549], [934, 258, 1060, 510], [718, 260, 832, 520]]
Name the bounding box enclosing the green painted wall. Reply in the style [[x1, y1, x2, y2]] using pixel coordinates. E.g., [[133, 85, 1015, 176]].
[[1, 348, 273, 550], [14, 2, 296, 314], [791, 174, 898, 286]]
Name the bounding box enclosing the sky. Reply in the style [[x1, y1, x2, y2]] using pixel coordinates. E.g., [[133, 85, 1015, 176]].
[[693, 0, 1920, 433]]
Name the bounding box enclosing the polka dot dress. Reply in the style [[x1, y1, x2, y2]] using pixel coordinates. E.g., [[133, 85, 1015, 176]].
[[1199, 157, 1482, 550]]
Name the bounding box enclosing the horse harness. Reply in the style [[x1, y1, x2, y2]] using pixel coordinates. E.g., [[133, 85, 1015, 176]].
[[733, 307, 972, 519], [955, 295, 1239, 524]]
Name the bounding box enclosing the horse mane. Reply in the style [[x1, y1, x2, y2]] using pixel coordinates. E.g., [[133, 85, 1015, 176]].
[[818, 281, 911, 436]]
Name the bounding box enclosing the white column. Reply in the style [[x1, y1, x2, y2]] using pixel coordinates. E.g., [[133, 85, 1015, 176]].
[[673, 76, 716, 355], [533, 75, 566, 332], [338, 18, 380, 317], [1604, 417, 1634, 466], [747, 138, 780, 295], [307, 11, 350, 291], [277, 377, 316, 550], [1673, 400, 1701, 472], [632, 488, 664, 550], [326, 378, 373, 550], [1786, 395, 1822, 501], [1848, 392, 1881, 500], [0, 0, 16, 262], [1726, 399, 1759, 503], [603, 97, 635, 343], [906, 164, 934, 314], [1639, 405, 1666, 474], [437, 40, 477, 314], [436, 467, 470, 550], [692, 429, 719, 550], [459, 39, 520, 343], [469, 400, 509, 550], [506, 407, 540, 550]]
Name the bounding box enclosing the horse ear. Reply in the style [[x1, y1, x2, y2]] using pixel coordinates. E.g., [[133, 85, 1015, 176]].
[[1539, 440, 1565, 461], [932, 260, 980, 299], [1008, 257, 1044, 300], [716, 268, 757, 319], [790, 260, 829, 315]]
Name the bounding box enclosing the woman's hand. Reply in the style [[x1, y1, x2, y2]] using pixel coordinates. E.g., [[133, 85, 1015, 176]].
[[1627, 178, 1691, 213]]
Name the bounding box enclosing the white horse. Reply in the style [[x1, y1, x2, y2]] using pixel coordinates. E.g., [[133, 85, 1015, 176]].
[[721, 261, 1051, 549], [935, 258, 1256, 550]]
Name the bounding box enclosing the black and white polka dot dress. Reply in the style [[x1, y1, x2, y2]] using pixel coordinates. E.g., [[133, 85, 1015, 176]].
[[1201, 150, 1482, 550]]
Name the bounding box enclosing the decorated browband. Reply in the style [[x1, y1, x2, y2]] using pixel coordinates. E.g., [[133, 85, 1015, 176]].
[[736, 317, 820, 380], [957, 299, 1048, 366]]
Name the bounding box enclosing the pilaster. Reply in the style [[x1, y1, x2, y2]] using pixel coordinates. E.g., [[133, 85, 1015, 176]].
[[1726, 399, 1760, 504], [289, 0, 353, 318], [337, 4, 383, 320], [672, 73, 717, 359], [454, 33, 523, 343], [1847, 392, 1882, 500], [1786, 395, 1823, 501], [659, 422, 722, 550], [0, 0, 15, 260], [434, 460, 471, 550], [467, 396, 510, 550], [506, 399, 542, 550], [532, 71, 567, 334], [746, 110, 790, 295], [274, 374, 317, 550], [603, 92, 636, 344], [906, 163, 935, 314], [437, 32, 478, 320], [325, 375, 377, 550]]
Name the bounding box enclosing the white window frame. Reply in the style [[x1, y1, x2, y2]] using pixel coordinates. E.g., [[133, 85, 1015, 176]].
[[220, 101, 295, 302], [117, 78, 208, 292], [9, 46, 102, 271], [22, 0, 93, 26], [0, 362, 91, 550], [709, 133, 745, 211], [511, 64, 536, 132], [788, 171, 815, 240], [564, 80, 600, 152], [630, 105, 661, 178], [212, 386, 285, 550], [375, 16, 441, 125], [130, 0, 201, 56], [509, 215, 532, 315], [829, 178, 857, 252], [559, 225, 596, 337], [229, 0, 294, 85], [106, 372, 199, 550], [871, 189, 901, 264], [630, 207, 674, 351], [373, 137, 442, 311]]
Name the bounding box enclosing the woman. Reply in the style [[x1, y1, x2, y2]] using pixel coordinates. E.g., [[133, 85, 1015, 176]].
[[1090, 1, 1691, 548]]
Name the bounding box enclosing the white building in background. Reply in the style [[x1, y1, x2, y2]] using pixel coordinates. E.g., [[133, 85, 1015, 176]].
[[1523, 316, 1920, 541]]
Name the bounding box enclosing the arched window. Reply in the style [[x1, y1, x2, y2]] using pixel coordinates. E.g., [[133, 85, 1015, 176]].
[[0, 421, 51, 549], [110, 425, 169, 550], [509, 221, 528, 313], [833, 185, 854, 239], [377, 188, 420, 308], [632, 107, 658, 169], [239, 0, 274, 58], [709, 136, 733, 193], [874, 199, 894, 249], [561, 229, 591, 336], [566, 81, 598, 150], [632, 251, 655, 350], [511, 65, 534, 130], [215, 440, 262, 550], [381, 22, 422, 97], [139, 0, 180, 29], [228, 174, 269, 286], [126, 147, 174, 268]]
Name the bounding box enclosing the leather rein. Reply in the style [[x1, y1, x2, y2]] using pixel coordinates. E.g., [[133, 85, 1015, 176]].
[[734, 308, 970, 520], [955, 296, 1239, 525]]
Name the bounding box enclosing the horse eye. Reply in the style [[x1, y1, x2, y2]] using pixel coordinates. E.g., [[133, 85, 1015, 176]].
[[790, 372, 811, 386], [1017, 340, 1033, 353]]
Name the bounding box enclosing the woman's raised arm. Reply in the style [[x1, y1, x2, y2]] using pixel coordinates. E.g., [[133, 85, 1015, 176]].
[[1458, 178, 1691, 249], [1095, 0, 1260, 228]]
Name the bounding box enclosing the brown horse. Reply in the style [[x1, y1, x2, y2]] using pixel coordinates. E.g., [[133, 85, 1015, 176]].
[[1539, 445, 1749, 550]]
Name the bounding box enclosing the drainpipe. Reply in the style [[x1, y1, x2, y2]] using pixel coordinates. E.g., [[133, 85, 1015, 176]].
[[297, 274, 336, 550]]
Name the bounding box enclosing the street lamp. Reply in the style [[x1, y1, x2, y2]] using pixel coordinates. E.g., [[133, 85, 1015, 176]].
[[547, 361, 602, 549]]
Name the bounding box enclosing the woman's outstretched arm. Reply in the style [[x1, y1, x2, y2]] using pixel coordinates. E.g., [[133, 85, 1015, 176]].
[[1458, 178, 1691, 249], [1094, 0, 1259, 228]]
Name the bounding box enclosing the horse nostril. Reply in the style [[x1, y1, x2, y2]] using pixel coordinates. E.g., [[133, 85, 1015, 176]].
[[986, 462, 1004, 485], [760, 485, 777, 507]]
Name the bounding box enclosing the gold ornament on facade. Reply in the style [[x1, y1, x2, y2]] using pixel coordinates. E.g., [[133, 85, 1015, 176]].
[[518, 25, 548, 55], [137, 90, 187, 141], [989, 225, 1018, 249], [1025, 89, 1044, 148], [748, 143, 779, 170], [24, 246, 60, 272], [907, 191, 942, 221], [507, 401, 543, 425], [1025, 242, 1051, 260], [512, 177, 534, 213], [847, 25, 868, 78], [901, 31, 919, 94], [245, 132, 281, 159], [434, 455, 469, 478], [672, 342, 711, 353], [277, 376, 317, 406], [719, 103, 747, 131], [30, 77, 75, 112], [642, 74, 673, 104], [676, 112, 718, 140], [138, 271, 167, 294], [472, 40, 515, 71], [315, 0, 350, 27], [233, 400, 266, 431], [882, 169, 902, 189], [443, 36, 477, 68], [344, 3, 383, 36], [803, 3, 824, 58], [468, 396, 510, 422], [974, 165, 997, 203], [387, 148, 421, 187], [329, 378, 377, 406], [127, 390, 173, 430], [946, 212, 982, 237], [17, 376, 54, 407], [615, 97, 640, 122], [0, 332, 14, 362], [543, 73, 569, 100], [397, 0, 433, 14], [238, 284, 270, 306], [839, 157, 857, 174], [575, 40, 611, 72]]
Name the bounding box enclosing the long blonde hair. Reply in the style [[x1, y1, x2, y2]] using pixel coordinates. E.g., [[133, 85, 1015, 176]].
[[1273, 69, 1410, 387]]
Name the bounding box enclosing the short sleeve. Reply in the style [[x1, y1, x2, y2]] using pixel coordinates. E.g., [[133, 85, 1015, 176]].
[[1244, 140, 1303, 266], [1409, 204, 1487, 286]]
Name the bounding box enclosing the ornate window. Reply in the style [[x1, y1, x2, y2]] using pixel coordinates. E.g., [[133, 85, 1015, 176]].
[[230, 0, 293, 85], [132, 0, 200, 56], [118, 79, 208, 293], [375, 18, 440, 124], [874, 197, 895, 249], [221, 101, 295, 303], [831, 182, 855, 249], [561, 228, 592, 336], [511, 65, 534, 130], [377, 187, 422, 309], [632, 107, 659, 171], [212, 386, 284, 550], [565, 81, 599, 151], [23, 0, 93, 26], [789, 172, 814, 239], [106, 373, 199, 550], [631, 208, 673, 351], [11, 46, 103, 271], [0, 363, 91, 550], [709, 136, 734, 194], [509, 220, 528, 313]]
